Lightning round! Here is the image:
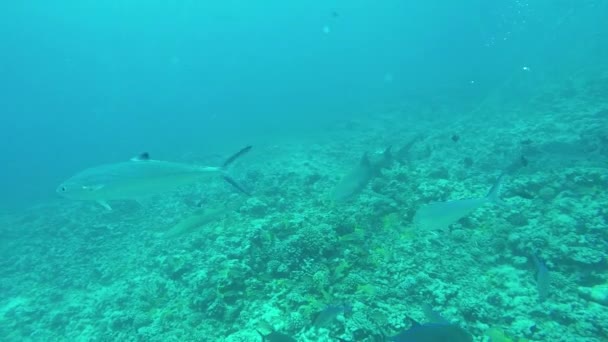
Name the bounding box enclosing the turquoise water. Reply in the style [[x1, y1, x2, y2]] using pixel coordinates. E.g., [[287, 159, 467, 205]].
[[0, 1, 607, 341]]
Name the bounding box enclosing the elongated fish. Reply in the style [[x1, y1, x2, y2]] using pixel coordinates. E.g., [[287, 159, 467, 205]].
[[531, 254, 550, 302], [413, 174, 505, 230], [57, 146, 252, 210], [331, 147, 392, 202]]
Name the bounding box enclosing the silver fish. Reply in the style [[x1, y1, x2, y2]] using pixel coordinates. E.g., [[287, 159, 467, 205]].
[[57, 146, 251, 210], [413, 174, 505, 230]]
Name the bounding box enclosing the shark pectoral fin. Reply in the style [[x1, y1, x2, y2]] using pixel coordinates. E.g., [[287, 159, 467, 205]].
[[97, 200, 113, 211]]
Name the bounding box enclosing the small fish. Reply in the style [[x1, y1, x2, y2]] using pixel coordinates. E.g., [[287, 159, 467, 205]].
[[57, 146, 252, 210], [331, 147, 392, 202], [413, 174, 506, 230], [504, 155, 528, 175], [451, 134, 460, 143], [312, 304, 352, 328], [530, 324, 539, 334]]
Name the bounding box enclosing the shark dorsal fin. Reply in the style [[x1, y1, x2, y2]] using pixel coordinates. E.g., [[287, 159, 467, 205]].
[[131, 152, 150, 162], [383, 145, 392, 159]]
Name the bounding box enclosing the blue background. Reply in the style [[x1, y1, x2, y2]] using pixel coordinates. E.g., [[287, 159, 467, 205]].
[[0, 1, 605, 208]]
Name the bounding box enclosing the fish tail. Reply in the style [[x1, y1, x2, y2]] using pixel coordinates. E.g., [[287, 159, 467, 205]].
[[221, 146, 252, 195], [486, 173, 506, 205], [222, 145, 252, 168]]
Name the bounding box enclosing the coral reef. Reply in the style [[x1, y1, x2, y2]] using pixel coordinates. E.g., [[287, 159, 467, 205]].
[[0, 77, 607, 341]]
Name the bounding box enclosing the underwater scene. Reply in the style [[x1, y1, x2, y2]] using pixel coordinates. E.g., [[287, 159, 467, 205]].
[[0, 1, 607, 341]]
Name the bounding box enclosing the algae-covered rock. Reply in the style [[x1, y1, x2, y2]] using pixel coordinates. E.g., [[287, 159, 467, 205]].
[[570, 246, 606, 265], [242, 197, 269, 217], [578, 284, 608, 305], [538, 186, 557, 201], [506, 212, 528, 227]]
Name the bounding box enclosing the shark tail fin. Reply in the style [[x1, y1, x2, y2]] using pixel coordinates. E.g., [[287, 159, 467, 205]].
[[221, 146, 252, 195], [486, 173, 506, 205], [222, 145, 252, 168], [360, 152, 371, 167]]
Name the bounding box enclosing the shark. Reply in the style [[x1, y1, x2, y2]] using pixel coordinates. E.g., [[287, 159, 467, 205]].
[[57, 146, 252, 210], [331, 146, 393, 202]]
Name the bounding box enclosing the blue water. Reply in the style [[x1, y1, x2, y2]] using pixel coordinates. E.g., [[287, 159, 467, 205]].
[[2, 0, 601, 208], [0, 1, 607, 341]]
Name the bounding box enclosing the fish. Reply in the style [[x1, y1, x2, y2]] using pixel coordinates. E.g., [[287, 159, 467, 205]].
[[331, 147, 393, 202], [312, 304, 352, 328], [504, 155, 528, 175], [394, 134, 423, 164], [57, 146, 252, 210], [531, 254, 550, 302], [392, 306, 472, 342], [336, 306, 472, 342], [389, 321, 473, 342], [337, 320, 473, 342], [256, 330, 296, 342], [413, 174, 505, 230], [163, 206, 229, 238]]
